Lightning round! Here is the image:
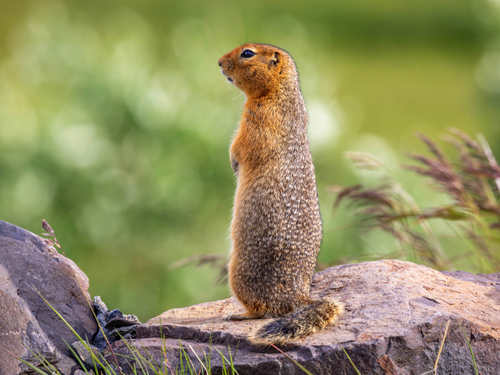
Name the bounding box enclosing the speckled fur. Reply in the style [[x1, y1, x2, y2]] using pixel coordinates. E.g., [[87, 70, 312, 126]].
[[248, 299, 344, 345], [218, 43, 343, 345]]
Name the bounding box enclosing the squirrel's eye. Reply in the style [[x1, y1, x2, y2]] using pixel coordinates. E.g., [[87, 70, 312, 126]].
[[241, 49, 256, 58]]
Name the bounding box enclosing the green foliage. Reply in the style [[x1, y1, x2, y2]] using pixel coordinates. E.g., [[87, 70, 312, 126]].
[[1, 0, 500, 320]]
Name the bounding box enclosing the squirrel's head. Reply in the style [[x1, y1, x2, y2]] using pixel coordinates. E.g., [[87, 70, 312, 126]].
[[218, 43, 298, 99]]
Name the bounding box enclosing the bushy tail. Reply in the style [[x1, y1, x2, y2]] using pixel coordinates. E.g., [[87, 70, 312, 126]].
[[248, 299, 343, 345]]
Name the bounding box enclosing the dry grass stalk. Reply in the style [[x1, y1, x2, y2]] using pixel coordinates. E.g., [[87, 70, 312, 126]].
[[169, 254, 228, 284], [41, 219, 65, 257], [335, 130, 500, 272]]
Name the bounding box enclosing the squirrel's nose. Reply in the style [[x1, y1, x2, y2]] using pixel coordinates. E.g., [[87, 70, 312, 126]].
[[218, 58, 223, 67]]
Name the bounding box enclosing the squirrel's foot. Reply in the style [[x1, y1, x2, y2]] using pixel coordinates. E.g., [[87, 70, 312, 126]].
[[223, 312, 265, 321]]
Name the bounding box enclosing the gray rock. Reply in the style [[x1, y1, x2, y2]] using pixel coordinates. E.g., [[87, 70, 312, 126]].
[[0, 221, 98, 375], [71, 341, 101, 369], [110, 260, 500, 374], [92, 296, 140, 351]]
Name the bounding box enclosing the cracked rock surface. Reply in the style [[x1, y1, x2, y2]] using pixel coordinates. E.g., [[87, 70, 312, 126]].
[[111, 260, 500, 375], [0, 221, 97, 375]]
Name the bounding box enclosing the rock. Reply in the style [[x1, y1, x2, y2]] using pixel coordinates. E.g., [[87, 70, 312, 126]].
[[107, 309, 124, 321], [92, 296, 140, 351], [71, 341, 101, 369], [0, 221, 98, 375], [109, 260, 500, 374], [105, 317, 139, 330]]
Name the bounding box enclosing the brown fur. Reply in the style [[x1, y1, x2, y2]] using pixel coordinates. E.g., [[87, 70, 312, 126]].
[[248, 299, 344, 345], [218, 43, 343, 345]]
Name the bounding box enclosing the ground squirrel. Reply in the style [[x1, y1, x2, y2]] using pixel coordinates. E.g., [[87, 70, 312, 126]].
[[218, 43, 343, 345]]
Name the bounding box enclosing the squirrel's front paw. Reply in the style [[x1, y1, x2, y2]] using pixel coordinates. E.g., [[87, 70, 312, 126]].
[[222, 314, 234, 321]]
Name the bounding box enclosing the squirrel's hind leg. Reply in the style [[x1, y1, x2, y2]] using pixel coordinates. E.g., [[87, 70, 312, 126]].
[[223, 311, 265, 321]]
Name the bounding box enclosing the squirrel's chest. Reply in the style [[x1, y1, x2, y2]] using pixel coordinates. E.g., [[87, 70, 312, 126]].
[[230, 125, 273, 174]]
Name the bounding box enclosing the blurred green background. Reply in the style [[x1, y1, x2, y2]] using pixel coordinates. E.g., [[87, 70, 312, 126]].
[[2, 0, 500, 321]]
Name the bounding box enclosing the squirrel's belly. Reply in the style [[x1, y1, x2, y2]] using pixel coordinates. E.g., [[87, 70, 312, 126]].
[[229, 174, 322, 313]]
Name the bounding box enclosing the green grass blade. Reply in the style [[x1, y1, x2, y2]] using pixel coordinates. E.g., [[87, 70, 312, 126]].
[[64, 340, 91, 374], [18, 344, 62, 375], [11, 345, 56, 375], [179, 341, 197, 375], [179, 343, 185, 374], [141, 340, 163, 374], [32, 287, 111, 372], [460, 323, 479, 375], [214, 348, 228, 375], [16, 357, 51, 375], [116, 337, 150, 375], [188, 345, 208, 374], [227, 346, 236, 375], [269, 344, 315, 375], [216, 346, 240, 374], [334, 339, 361, 375]]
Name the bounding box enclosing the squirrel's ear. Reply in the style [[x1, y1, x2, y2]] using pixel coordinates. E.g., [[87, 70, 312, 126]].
[[270, 51, 282, 68]]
